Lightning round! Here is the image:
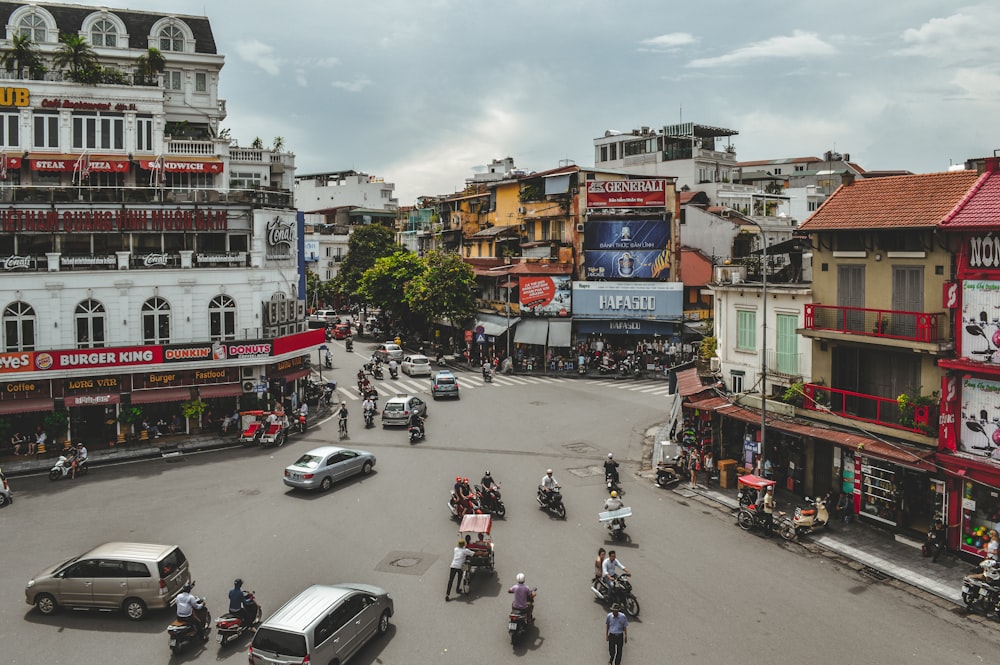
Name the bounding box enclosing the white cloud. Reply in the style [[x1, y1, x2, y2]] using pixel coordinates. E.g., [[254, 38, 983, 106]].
[[687, 30, 835, 68], [294, 69, 308, 87], [331, 77, 372, 93], [234, 39, 281, 76], [895, 4, 1000, 60], [638, 32, 696, 52]]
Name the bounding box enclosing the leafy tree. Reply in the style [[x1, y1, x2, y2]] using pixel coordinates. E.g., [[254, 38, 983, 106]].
[[0, 34, 43, 79], [357, 251, 425, 324], [333, 224, 398, 299], [405, 250, 476, 326], [53, 33, 98, 79], [135, 47, 165, 85], [305, 270, 336, 308]]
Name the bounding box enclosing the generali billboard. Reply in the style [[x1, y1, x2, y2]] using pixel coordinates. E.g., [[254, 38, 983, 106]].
[[585, 179, 673, 209]]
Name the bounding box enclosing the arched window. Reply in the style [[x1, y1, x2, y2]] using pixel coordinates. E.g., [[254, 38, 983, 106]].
[[75, 299, 106, 348], [3, 301, 36, 351], [17, 13, 47, 42], [209, 295, 236, 341], [141, 297, 170, 344], [91, 19, 117, 47], [158, 25, 184, 52]]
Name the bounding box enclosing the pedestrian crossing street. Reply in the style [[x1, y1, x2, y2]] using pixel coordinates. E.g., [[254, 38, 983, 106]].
[[332, 373, 675, 401]]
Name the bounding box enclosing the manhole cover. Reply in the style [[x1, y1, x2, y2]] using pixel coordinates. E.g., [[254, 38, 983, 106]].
[[568, 465, 605, 478], [375, 551, 436, 576], [564, 442, 597, 454]]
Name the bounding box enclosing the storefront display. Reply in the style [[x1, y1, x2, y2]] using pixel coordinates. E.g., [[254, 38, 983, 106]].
[[861, 458, 898, 525], [960, 480, 1000, 556]]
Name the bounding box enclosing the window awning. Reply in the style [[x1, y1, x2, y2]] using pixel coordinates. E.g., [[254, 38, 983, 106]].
[[514, 319, 548, 346], [30, 154, 130, 172], [475, 313, 518, 336], [196, 383, 243, 399], [274, 368, 311, 382], [130, 387, 193, 404], [0, 397, 53, 415], [138, 157, 224, 174], [470, 225, 520, 239], [548, 319, 572, 348]]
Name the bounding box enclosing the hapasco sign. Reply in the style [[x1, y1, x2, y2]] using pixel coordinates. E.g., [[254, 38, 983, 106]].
[[585, 179, 672, 208], [571, 281, 683, 320]]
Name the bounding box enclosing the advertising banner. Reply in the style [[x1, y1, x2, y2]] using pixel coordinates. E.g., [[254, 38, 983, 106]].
[[35, 346, 163, 371], [572, 281, 683, 320], [959, 377, 1000, 460], [0, 351, 35, 373], [960, 280, 1000, 363], [583, 219, 670, 251], [585, 179, 671, 208], [518, 275, 572, 317], [584, 249, 671, 280]]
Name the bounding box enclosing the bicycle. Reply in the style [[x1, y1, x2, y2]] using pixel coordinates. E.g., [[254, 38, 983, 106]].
[[339, 416, 348, 438]]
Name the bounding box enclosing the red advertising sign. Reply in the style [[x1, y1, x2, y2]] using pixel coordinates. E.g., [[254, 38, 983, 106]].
[[939, 374, 959, 452], [34, 346, 163, 371], [0, 351, 34, 373], [585, 179, 670, 208], [943, 281, 959, 309], [520, 276, 555, 308], [139, 159, 223, 174], [272, 328, 325, 356], [30, 158, 129, 172]]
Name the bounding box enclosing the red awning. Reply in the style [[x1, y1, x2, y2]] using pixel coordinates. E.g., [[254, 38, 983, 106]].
[[65, 393, 120, 408], [0, 397, 53, 415], [30, 154, 130, 172], [196, 383, 242, 399], [138, 157, 223, 174], [685, 396, 730, 411], [275, 368, 310, 382], [130, 387, 193, 404]]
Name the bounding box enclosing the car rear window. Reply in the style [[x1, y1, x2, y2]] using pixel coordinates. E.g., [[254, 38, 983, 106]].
[[412, 357, 429, 364], [293, 454, 322, 469], [252, 628, 307, 658], [384, 403, 403, 412], [436, 377, 455, 385], [157, 547, 187, 579]]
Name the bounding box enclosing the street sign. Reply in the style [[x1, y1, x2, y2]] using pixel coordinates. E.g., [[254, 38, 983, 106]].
[[475, 333, 486, 344], [255, 383, 268, 393], [464, 330, 473, 343], [475, 325, 485, 334]]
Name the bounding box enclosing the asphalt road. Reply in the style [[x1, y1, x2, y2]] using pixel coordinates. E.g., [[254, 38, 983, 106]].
[[2, 343, 999, 664]]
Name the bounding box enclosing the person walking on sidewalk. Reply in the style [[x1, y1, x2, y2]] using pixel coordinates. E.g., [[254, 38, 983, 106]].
[[446, 539, 474, 601], [688, 449, 700, 489], [926, 519, 947, 563], [702, 450, 714, 487], [605, 603, 628, 665]]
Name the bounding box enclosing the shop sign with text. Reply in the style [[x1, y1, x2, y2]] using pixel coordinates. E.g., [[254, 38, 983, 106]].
[[583, 219, 670, 251], [34, 346, 162, 371], [572, 281, 683, 320], [959, 377, 1000, 462], [518, 275, 571, 317], [64, 376, 120, 393], [0, 379, 47, 399], [585, 179, 672, 208], [0, 207, 231, 233]]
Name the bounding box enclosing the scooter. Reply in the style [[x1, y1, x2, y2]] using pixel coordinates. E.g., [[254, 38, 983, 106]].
[[655, 462, 682, 488], [606, 473, 622, 496], [508, 591, 537, 644], [482, 367, 493, 383], [215, 590, 261, 646], [364, 408, 375, 429], [536, 486, 567, 519], [447, 492, 481, 520], [49, 455, 88, 481], [477, 484, 507, 518], [408, 425, 424, 443], [372, 365, 384, 380], [389, 365, 399, 379], [962, 559, 1000, 615], [779, 496, 830, 540], [345, 338, 354, 352], [599, 506, 632, 542], [590, 573, 640, 617], [167, 588, 211, 654], [324, 353, 333, 369]]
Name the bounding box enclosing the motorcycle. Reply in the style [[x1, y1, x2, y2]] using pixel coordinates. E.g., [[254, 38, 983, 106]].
[[779, 496, 830, 541], [448, 491, 482, 520], [373, 365, 384, 380], [483, 367, 493, 383], [389, 365, 399, 379], [962, 559, 1000, 615], [215, 590, 261, 646], [599, 506, 631, 542], [167, 590, 211, 653], [323, 352, 333, 369], [408, 425, 424, 443], [655, 462, 682, 488], [536, 486, 567, 519], [49, 455, 88, 481], [508, 590, 536, 644], [477, 484, 507, 518], [606, 473, 622, 495], [364, 407, 375, 429], [345, 338, 353, 352], [591, 573, 640, 617], [295, 413, 307, 434]]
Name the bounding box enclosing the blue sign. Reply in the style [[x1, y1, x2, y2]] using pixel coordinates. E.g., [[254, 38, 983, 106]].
[[584, 249, 671, 280], [584, 219, 670, 251], [475, 333, 486, 343], [572, 282, 683, 321]]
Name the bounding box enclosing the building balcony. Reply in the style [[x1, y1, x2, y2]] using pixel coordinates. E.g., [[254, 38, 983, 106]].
[[801, 383, 938, 436], [765, 349, 801, 379], [800, 304, 951, 353]]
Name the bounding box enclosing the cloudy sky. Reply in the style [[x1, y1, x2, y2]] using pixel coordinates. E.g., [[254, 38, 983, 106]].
[[73, 0, 1000, 204]]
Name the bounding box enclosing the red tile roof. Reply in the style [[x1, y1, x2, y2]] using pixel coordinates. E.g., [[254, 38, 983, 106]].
[[798, 170, 982, 231], [941, 167, 1000, 229], [680, 247, 713, 285]]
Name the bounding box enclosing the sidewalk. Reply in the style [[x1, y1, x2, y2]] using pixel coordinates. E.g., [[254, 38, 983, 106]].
[[672, 479, 965, 605]]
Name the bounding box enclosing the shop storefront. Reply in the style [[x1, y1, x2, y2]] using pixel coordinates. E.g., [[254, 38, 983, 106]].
[[61, 375, 123, 444], [0, 378, 54, 444]]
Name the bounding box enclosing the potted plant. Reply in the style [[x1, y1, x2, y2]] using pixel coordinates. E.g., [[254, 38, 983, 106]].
[[117, 406, 144, 439], [180, 399, 208, 433], [43, 410, 70, 449]]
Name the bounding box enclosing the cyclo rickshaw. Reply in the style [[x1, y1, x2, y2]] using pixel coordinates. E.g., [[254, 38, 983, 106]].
[[239, 411, 266, 446], [458, 514, 495, 594], [735, 474, 784, 532]]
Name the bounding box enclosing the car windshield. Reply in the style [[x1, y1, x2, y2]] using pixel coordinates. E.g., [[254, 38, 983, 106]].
[[292, 454, 322, 469]]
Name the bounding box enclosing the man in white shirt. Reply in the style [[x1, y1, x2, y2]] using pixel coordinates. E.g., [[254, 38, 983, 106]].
[[175, 582, 205, 637], [446, 539, 475, 601]]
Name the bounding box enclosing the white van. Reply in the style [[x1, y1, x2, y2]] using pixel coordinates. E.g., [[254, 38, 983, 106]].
[[250, 584, 393, 665]]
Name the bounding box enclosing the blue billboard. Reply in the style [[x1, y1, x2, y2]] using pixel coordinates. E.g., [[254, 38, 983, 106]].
[[583, 219, 670, 251], [583, 249, 672, 280], [572, 282, 683, 321]]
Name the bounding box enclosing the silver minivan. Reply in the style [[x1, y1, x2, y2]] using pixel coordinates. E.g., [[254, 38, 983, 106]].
[[250, 584, 393, 665], [25, 542, 191, 620]]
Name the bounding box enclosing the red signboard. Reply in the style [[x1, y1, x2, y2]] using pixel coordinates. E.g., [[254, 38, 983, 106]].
[[139, 159, 223, 174], [272, 328, 325, 356], [31, 157, 129, 172], [520, 276, 555, 309], [585, 179, 670, 208], [35, 346, 163, 371], [0, 351, 35, 373], [943, 280, 959, 309]]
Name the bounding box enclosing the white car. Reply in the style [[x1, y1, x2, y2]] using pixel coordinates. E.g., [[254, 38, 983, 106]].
[[401, 354, 431, 377], [375, 343, 403, 363]]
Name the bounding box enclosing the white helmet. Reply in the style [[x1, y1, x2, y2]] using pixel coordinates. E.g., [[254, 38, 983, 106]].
[[516, 573, 525, 584], [608, 453, 614, 459], [546, 469, 553, 474]]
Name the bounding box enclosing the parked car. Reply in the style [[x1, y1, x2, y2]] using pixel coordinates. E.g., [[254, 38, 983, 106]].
[[250, 584, 393, 665], [25, 542, 191, 620], [381, 394, 427, 427], [310, 310, 340, 325], [283, 446, 375, 491], [431, 371, 459, 400], [375, 343, 403, 363], [332, 323, 352, 340], [0, 468, 12, 507], [401, 354, 431, 377]]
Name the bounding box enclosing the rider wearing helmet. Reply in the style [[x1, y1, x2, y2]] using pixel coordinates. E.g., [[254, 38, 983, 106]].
[[604, 452, 620, 486], [176, 582, 205, 637], [481, 470, 499, 491], [228, 578, 251, 625], [540, 468, 559, 500], [508, 572, 536, 623]]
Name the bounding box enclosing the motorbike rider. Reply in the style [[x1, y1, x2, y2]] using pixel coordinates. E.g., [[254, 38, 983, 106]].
[[176, 582, 205, 638], [388, 358, 399, 376], [604, 490, 625, 528], [508, 572, 536, 624], [228, 578, 252, 626], [362, 396, 376, 424], [71, 443, 88, 479], [539, 468, 560, 502], [337, 402, 349, 432], [604, 453, 620, 486], [345, 334, 354, 351], [601, 550, 630, 602], [482, 360, 493, 380], [298, 402, 308, 430], [408, 410, 425, 437], [481, 470, 499, 492]]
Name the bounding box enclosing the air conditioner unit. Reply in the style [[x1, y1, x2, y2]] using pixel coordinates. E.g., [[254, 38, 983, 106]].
[[242, 380, 256, 393], [296, 301, 306, 320], [266, 300, 279, 325], [517, 207, 526, 214], [576, 223, 585, 233], [710, 357, 721, 372]]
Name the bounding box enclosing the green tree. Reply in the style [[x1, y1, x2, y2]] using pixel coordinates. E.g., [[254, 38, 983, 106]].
[[405, 250, 476, 326], [333, 224, 398, 299], [53, 33, 98, 80], [306, 270, 336, 308], [0, 34, 43, 79], [135, 47, 165, 85], [357, 251, 425, 323]]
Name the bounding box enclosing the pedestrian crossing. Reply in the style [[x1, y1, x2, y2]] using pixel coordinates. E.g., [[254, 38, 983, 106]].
[[330, 373, 675, 400]]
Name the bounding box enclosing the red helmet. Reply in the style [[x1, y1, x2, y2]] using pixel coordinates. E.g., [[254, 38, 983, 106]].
[[456, 476, 462, 483], [463, 477, 469, 483]]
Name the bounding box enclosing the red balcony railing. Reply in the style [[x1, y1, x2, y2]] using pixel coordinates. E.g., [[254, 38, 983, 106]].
[[803, 304, 947, 343], [801, 383, 938, 435]]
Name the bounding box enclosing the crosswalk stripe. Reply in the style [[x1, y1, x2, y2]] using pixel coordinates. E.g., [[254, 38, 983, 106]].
[[338, 388, 359, 401]]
